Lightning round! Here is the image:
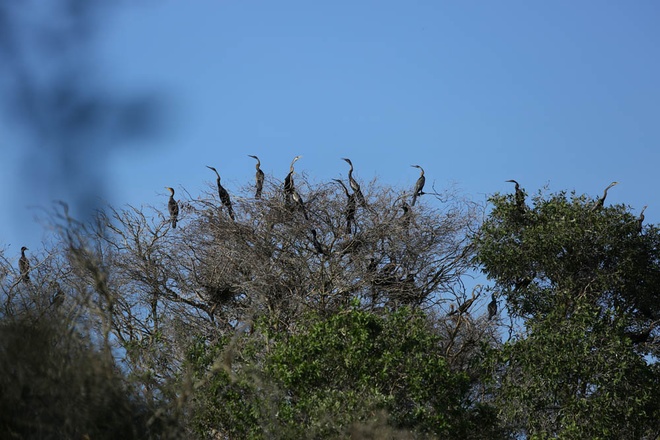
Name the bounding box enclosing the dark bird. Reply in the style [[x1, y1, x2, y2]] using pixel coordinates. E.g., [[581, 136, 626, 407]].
[[207, 166, 235, 220], [19, 246, 30, 284], [487, 294, 497, 320], [292, 190, 309, 220], [333, 178, 356, 234], [505, 180, 526, 212], [284, 155, 302, 204], [592, 181, 619, 211], [166, 187, 179, 228], [248, 155, 265, 199], [310, 229, 328, 256], [637, 205, 648, 233], [448, 290, 477, 316], [342, 158, 368, 208], [411, 165, 425, 206], [400, 200, 411, 220]]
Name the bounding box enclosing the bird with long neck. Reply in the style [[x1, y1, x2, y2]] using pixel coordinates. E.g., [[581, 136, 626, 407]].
[[19, 246, 30, 284], [284, 155, 302, 204], [166, 187, 179, 228], [341, 157, 367, 208], [505, 179, 525, 213], [592, 181, 619, 211], [248, 155, 265, 199], [206, 166, 235, 220], [333, 178, 356, 234], [411, 165, 425, 206], [637, 205, 647, 233]]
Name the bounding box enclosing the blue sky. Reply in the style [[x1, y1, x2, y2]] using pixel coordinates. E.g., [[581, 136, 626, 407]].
[[2, 1, 659, 256]]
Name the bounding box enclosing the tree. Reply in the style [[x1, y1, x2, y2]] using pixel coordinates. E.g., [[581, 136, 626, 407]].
[[475, 188, 660, 438], [188, 305, 506, 439]]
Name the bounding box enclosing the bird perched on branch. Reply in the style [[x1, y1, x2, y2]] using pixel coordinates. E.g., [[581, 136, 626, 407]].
[[342, 158, 368, 208], [206, 166, 235, 220], [448, 290, 477, 316], [592, 181, 618, 211], [487, 294, 497, 320], [248, 155, 265, 199], [411, 165, 425, 206], [19, 246, 30, 284], [637, 205, 647, 233], [165, 187, 179, 228], [333, 178, 356, 234], [505, 180, 526, 213], [284, 155, 302, 204]]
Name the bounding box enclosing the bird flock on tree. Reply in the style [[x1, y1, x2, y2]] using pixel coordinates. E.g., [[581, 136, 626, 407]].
[[15, 156, 641, 324]]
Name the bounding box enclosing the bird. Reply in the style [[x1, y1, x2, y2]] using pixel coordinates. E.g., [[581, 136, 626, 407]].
[[592, 181, 619, 211], [284, 155, 302, 204], [624, 321, 658, 344], [310, 229, 328, 256], [333, 178, 356, 234], [206, 166, 235, 221], [341, 158, 368, 208], [505, 180, 526, 213], [637, 205, 648, 233], [248, 155, 265, 199], [292, 190, 309, 220], [165, 187, 179, 228], [449, 290, 477, 316], [411, 165, 425, 206], [19, 246, 30, 284], [487, 294, 497, 320]]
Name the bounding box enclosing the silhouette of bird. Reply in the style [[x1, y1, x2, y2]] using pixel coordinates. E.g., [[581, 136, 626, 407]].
[[166, 187, 179, 228], [592, 181, 618, 211], [248, 155, 265, 199], [487, 294, 497, 320], [333, 178, 356, 234], [411, 165, 425, 206], [342, 158, 368, 208], [637, 205, 648, 233], [449, 291, 477, 316], [624, 321, 658, 344], [19, 246, 30, 284], [284, 155, 302, 204], [310, 229, 328, 256], [505, 180, 525, 213], [207, 166, 235, 220]]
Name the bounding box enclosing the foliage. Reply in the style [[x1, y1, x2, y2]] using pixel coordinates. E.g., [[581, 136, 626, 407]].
[[476, 188, 660, 438], [188, 306, 505, 439]]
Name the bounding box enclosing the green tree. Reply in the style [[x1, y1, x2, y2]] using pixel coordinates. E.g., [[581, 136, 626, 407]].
[[188, 306, 505, 439], [476, 188, 660, 439]]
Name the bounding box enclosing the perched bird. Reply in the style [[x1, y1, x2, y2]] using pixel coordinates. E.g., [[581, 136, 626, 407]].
[[505, 180, 526, 213], [411, 165, 425, 206], [310, 229, 328, 256], [592, 181, 619, 211], [487, 294, 497, 320], [248, 155, 265, 199], [637, 205, 648, 233], [284, 155, 302, 204], [333, 178, 356, 234], [448, 291, 477, 316], [19, 246, 30, 284], [341, 158, 368, 208], [166, 187, 179, 228], [207, 166, 235, 220]]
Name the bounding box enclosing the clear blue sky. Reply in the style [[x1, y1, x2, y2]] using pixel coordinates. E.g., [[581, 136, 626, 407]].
[[2, 1, 659, 256]]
